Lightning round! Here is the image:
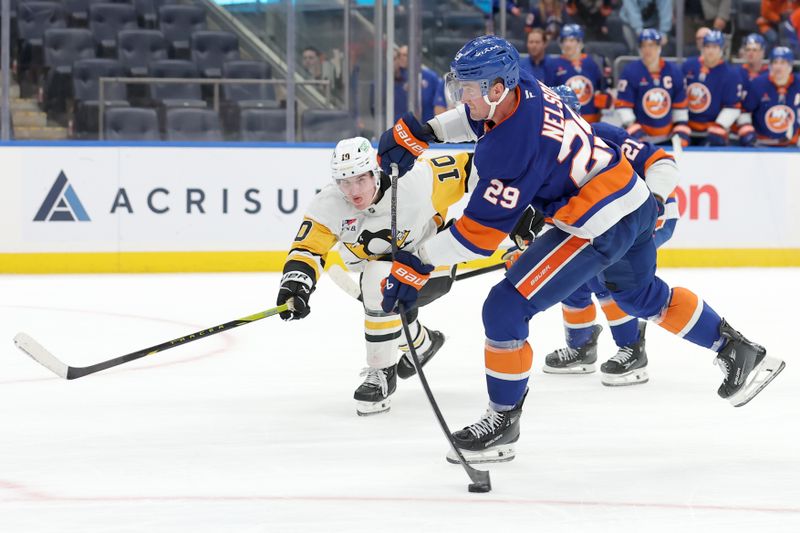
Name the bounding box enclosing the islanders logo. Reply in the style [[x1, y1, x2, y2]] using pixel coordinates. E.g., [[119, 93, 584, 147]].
[[764, 105, 795, 134], [566, 75, 594, 106], [642, 87, 671, 119], [687, 83, 711, 114]]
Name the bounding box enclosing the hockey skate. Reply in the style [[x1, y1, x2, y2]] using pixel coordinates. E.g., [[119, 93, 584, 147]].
[[354, 365, 397, 416], [543, 324, 603, 374], [601, 321, 649, 386], [446, 391, 527, 464], [397, 328, 445, 379], [714, 319, 785, 407]]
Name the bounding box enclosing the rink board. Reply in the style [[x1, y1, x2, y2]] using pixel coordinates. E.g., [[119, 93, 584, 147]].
[[0, 144, 798, 272]]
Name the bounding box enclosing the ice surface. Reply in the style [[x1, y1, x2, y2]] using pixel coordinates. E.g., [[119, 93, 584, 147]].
[[0, 269, 797, 532]]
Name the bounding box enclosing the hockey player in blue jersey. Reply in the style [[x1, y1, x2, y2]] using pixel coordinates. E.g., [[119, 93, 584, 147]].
[[737, 33, 769, 85], [682, 30, 743, 146], [544, 24, 611, 123], [615, 28, 690, 146], [377, 35, 784, 464], [738, 47, 800, 147], [537, 85, 679, 386]]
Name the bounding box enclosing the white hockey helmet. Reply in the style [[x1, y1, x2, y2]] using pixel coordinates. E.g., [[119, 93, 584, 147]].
[[330, 136, 380, 185]]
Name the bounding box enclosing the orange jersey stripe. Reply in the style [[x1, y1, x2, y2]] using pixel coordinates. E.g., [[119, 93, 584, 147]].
[[554, 158, 635, 227], [516, 235, 589, 299], [600, 299, 628, 322], [562, 304, 597, 326], [484, 342, 533, 375], [454, 215, 508, 252], [656, 287, 700, 335], [582, 113, 601, 123], [642, 123, 674, 137], [615, 100, 635, 108], [643, 147, 674, 173]]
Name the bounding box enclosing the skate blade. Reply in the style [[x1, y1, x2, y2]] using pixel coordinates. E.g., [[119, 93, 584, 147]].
[[729, 355, 785, 408], [601, 368, 649, 387], [543, 363, 596, 374], [445, 444, 515, 465], [356, 399, 391, 416]]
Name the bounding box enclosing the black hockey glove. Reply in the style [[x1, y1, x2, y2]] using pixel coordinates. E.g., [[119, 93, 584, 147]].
[[276, 271, 314, 321], [509, 205, 546, 250]]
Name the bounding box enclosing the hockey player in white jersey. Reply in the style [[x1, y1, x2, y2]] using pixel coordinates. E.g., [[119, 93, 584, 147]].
[[275, 137, 477, 416]]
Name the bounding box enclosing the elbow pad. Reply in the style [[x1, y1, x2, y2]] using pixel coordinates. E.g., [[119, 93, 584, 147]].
[[644, 158, 680, 201], [428, 105, 478, 143]]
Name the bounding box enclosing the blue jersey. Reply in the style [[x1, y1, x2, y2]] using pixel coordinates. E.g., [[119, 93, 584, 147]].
[[444, 71, 650, 258], [394, 66, 446, 123], [682, 57, 741, 132], [616, 59, 687, 140], [742, 73, 800, 146], [544, 54, 606, 123], [592, 122, 678, 245], [518, 55, 550, 82]]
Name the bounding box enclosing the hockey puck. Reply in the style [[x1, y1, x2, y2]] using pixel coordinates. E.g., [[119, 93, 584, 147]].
[[468, 482, 491, 493]]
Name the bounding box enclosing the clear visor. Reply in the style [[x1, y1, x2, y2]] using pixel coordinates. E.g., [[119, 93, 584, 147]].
[[445, 72, 487, 103], [335, 171, 375, 193]]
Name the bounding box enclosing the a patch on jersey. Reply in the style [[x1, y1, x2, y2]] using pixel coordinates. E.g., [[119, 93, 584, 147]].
[[642, 87, 672, 119], [764, 105, 795, 134], [566, 75, 594, 106], [687, 82, 712, 114], [341, 217, 359, 234], [343, 228, 411, 260]]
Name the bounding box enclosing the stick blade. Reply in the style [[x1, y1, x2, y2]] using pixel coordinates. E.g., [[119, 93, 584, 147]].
[[14, 333, 69, 379]]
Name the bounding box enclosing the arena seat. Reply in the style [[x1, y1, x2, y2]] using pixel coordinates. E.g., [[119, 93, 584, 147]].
[[191, 30, 240, 78], [104, 107, 160, 140], [149, 59, 206, 109], [72, 58, 129, 138], [16, 1, 65, 89], [89, 3, 138, 57], [239, 108, 289, 142], [117, 29, 168, 77], [159, 5, 207, 59], [165, 107, 223, 141], [301, 109, 356, 142], [221, 60, 278, 135], [43, 28, 96, 114]]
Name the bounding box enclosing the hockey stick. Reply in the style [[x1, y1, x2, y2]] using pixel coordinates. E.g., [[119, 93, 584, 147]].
[[14, 303, 291, 380], [388, 163, 492, 493], [328, 259, 508, 301]]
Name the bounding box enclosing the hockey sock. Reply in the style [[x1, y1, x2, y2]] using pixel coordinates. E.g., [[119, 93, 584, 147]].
[[562, 303, 597, 348], [599, 297, 639, 346], [399, 320, 432, 354], [484, 339, 533, 411], [653, 287, 723, 349]]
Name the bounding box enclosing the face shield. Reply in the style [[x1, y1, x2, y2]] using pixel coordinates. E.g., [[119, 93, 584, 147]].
[[445, 72, 510, 121]]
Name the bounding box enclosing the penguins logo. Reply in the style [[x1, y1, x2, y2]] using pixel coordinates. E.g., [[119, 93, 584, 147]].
[[764, 105, 795, 134], [642, 87, 671, 119], [687, 83, 711, 114], [566, 75, 594, 106], [344, 228, 411, 260]]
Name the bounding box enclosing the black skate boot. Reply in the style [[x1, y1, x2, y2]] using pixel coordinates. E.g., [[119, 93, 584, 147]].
[[543, 324, 602, 374], [446, 391, 528, 464], [354, 365, 397, 416], [714, 319, 784, 407], [601, 321, 649, 386], [397, 328, 445, 379]]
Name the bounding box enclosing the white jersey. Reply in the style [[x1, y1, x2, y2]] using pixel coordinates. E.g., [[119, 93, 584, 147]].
[[284, 152, 477, 281]]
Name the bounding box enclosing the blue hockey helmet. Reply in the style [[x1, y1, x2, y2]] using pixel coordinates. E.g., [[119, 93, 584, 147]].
[[770, 46, 794, 62], [703, 30, 725, 47], [560, 23, 584, 42], [638, 28, 662, 44], [743, 33, 766, 50], [551, 85, 581, 114], [449, 35, 520, 91]]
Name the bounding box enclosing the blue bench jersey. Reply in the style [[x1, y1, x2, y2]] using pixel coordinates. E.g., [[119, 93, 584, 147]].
[[742, 73, 800, 146], [682, 57, 741, 132], [443, 71, 650, 258], [544, 54, 606, 123], [616, 59, 688, 139]]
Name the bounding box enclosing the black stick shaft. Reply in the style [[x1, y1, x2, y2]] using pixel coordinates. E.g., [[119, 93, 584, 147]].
[[388, 163, 490, 488], [66, 304, 288, 379]]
